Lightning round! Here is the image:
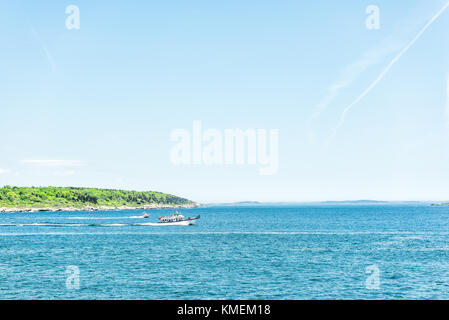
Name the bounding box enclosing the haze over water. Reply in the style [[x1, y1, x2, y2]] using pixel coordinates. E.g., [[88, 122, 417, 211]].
[[1, 204, 449, 299]]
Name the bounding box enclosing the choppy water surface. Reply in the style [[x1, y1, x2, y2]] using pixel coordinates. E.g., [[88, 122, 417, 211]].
[[1, 205, 449, 299]]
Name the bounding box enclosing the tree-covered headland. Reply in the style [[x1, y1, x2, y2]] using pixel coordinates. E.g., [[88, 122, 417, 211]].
[[0, 186, 196, 209]]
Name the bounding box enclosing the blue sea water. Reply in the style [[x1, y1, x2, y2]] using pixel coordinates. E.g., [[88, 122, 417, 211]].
[[1, 204, 449, 300]]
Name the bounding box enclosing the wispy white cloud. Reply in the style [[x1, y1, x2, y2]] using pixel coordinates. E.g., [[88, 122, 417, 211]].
[[307, 28, 407, 147], [310, 31, 408, 124], [310, 51, 393, 122], [326, 0, 449, 146], [21, 160, 87, 167], [0, 169, 10, 175], [52, 170, 76, 177]]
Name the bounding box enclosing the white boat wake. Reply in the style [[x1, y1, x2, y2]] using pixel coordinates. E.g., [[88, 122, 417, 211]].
[[0, 221, 194, 227]]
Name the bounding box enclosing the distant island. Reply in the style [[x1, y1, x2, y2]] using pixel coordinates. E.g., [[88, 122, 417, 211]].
[[0, 186, 199, 213], [207, 201, 263, 207], [431, 203, 449, 207], [318, 200, 390, 205]]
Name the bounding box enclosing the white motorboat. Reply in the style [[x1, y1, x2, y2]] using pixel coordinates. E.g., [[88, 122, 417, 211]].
[[156, 211, 200, 226]]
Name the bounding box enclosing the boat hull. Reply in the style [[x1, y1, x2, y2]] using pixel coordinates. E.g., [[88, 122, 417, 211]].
[[158, 220, 195, 226], [150, 214, 200, 226]]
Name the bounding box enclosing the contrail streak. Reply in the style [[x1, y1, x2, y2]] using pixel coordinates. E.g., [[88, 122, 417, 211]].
[[327, 1, 449, 146], [30, 26, 56, 73]]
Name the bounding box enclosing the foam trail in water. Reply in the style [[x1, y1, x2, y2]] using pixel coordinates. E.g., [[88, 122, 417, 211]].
[[0, 222, 186, 227], [67, 216, 145, 220]]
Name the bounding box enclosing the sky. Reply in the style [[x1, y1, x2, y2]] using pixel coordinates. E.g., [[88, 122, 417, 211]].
[[2, 0, 449, 203]]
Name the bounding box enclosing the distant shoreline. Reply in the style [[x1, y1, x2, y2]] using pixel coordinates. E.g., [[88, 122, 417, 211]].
[[204, 200, 437, 207], [0, 203, 200, 213]]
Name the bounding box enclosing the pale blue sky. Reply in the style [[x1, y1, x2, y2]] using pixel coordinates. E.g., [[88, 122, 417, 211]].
[[2, 1, 449, 202]]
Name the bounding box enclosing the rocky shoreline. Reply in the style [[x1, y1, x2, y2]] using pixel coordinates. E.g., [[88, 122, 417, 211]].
[[0, 203, 201, 213]]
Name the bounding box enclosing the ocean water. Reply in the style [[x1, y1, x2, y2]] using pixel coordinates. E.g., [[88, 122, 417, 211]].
[[1, 204, 449, 300]]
